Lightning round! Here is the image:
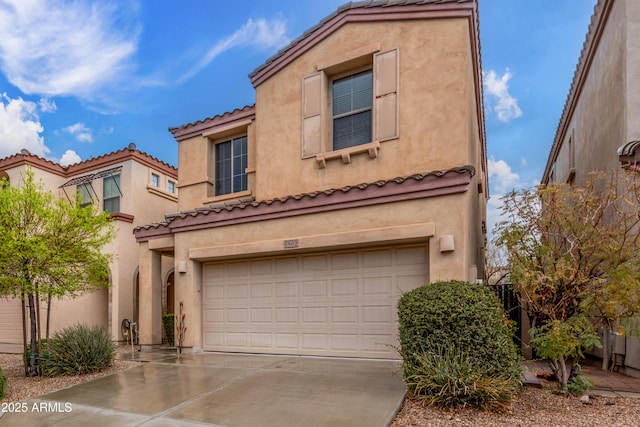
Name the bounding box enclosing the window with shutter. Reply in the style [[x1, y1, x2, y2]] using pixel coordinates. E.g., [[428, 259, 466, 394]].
[[301, 47, 398, 163]]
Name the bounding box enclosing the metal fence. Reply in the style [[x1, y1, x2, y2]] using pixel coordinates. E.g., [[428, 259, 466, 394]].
[[488, 283, 522, 347]]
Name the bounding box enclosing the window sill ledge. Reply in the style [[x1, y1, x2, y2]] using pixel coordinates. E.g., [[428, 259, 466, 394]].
[[203, 190, 253, 206], [315, 141, 380, 168], [147, 185, 178, 202]]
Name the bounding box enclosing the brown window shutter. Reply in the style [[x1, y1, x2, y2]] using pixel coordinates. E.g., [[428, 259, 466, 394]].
[[374, 48, 398, 141], [302, 72, 323, 158]]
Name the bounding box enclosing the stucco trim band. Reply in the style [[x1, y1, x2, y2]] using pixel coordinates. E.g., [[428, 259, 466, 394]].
[[133, 166, 474, 242], [168, 168, 473, 234], [188, 222, 435, 262]]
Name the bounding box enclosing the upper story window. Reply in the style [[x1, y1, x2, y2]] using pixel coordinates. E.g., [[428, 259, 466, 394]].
[[167, 180, 175, 193], [151, 173, 160, 187], [332, 70, 373, 150], [77, 183, 93, 208], [215, 136, 248, 196], [301, 47, 398, 163], [103, 174, 121, 213]]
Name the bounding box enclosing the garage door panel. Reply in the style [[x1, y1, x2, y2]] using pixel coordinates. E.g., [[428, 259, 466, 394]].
[[362, 249, 393, 267], [330, 252, 359, 270], [301, 280, 328, 297], [203, 245, 428, 358], [331, 278, 358, 295]]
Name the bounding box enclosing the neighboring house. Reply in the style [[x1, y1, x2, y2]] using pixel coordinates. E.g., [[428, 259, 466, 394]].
[[542, 0, 640, 376], [135, 0, 487, 359], [0, 145, 178, 348]]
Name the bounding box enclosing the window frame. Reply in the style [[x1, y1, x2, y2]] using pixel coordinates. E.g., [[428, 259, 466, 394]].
[[167, 180, 175, 194], [214, 135, 248, 196], [103, 174, 121, 213], [77, 182, 93, 208], [150, 173, 160, 188], [330, 68, 373, 151]]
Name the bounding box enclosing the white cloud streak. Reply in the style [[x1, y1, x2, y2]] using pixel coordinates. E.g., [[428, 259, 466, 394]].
[[483, 69, 522, 123], [0, 0, 139, 99], [178, 17, 290, 83], [0, 93, 49, 158], [63, 123, 93, 143]]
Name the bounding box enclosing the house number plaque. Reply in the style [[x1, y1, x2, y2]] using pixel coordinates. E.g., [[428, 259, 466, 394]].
[[283, 239, 299, 249]]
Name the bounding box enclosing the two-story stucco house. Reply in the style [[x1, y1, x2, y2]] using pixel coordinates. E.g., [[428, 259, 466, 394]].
[[542, 0, 640, 376], [135, 0, 487, 359], [0, 145, 178, 349]]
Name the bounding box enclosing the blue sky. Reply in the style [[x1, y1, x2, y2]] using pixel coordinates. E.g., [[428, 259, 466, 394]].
[[0, 0, 596, 233]]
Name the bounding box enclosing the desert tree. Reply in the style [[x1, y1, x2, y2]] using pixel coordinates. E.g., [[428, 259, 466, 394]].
[[0, 169, 115, 376], [494, 171, 640, 391]]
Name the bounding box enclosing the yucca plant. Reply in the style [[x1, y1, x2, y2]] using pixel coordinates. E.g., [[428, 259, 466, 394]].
[[40, 324, 116, 376], [405, 344, 519, 410]]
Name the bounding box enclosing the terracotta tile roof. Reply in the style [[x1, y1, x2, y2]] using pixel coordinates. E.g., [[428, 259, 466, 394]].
[[0, 145, 177, 178], [65, 144, 176, 175], [133, 164, 475, 234], [169, 105, 255, 141], [0, 149, 68, 176], [543, 0, 608, 182]]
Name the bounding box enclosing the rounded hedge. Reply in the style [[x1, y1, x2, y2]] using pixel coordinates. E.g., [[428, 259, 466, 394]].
[[398, 280, 522, 390]]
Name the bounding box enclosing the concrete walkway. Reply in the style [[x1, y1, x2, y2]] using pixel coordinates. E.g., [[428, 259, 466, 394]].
[[0, 352, 407, 426]]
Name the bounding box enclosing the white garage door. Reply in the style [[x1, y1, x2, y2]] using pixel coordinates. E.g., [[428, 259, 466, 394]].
[[203, 245, 428, 358], [0, 297, 24, 344]]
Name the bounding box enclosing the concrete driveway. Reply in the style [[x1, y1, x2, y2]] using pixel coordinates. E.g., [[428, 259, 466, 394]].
[[0, 352, 407, 426]]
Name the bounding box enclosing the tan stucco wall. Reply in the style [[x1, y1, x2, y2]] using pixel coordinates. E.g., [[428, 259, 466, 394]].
[[170, 193, 475, 349], [553, 0, 626, 183], [145, 13, 485, 351], [253, 19, 472, 200], [0, 158, 177, 344]]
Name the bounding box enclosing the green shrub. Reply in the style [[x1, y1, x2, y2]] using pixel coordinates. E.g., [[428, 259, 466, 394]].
[[162, 314, 174, 346], [398, 280, 522, 407], [40, 324, 116, 376], [406, 344, 519, 409], [0, 366, 6, 399]]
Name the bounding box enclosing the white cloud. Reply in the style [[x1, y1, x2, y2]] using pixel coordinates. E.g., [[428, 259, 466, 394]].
[[486, 157, 522, 241], [178, 17, 290, 83], [488, 156, 520, 194], [521, 157, 528, 166], [0, 0, 139, 98], [59, 149, 82, 166], [38, 98, 57, 113], [63, 123, 93, 143], [483, 69, 522, 122], [0, 93, 49, 158]]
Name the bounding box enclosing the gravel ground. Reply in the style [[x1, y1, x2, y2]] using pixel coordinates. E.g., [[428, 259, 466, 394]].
[[0, 346, 140, 403], [391, 385, 640, 427]]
